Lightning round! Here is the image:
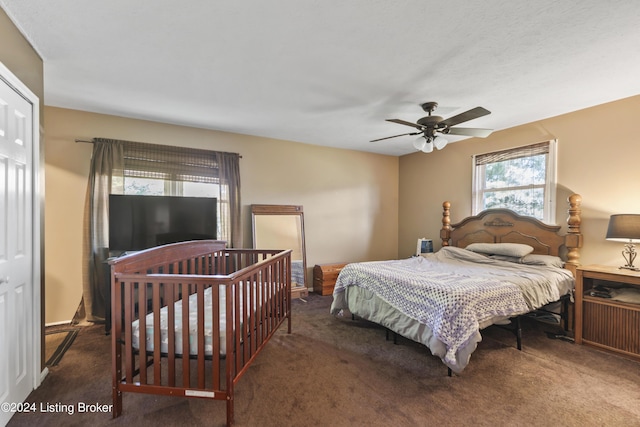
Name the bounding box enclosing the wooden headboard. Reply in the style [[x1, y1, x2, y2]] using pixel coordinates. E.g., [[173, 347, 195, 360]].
[[440, 194, 583, 275]]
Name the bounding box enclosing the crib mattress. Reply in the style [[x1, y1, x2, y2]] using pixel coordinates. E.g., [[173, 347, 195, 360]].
[[131, 286, 232, 357]]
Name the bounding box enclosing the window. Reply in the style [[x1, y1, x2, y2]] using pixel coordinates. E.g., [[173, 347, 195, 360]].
[[472, 140, 557, 223], [124, 177, 219, 198]]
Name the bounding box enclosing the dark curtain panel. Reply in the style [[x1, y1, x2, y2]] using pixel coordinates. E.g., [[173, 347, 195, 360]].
[[217, 151, 242, 248], [82, 140, 124, 321]]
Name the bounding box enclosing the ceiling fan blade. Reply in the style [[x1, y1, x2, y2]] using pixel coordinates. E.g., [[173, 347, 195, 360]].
[[440, 106, 491, 127], [386, 118, 424, 130], [370, 132, 420, 142], [446, 127, 493, 138]]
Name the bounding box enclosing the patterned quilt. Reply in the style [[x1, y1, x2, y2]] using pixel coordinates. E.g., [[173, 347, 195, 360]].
[[331, 246, 574, 369]]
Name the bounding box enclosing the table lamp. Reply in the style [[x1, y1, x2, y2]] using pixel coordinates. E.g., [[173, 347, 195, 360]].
[[606, 214, 640, 271]]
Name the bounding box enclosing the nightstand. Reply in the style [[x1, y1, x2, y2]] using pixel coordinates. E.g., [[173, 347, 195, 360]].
[[575, 265, 640, 360]]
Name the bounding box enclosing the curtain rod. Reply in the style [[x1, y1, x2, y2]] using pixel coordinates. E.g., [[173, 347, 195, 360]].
[[74, 139, 242, 158]]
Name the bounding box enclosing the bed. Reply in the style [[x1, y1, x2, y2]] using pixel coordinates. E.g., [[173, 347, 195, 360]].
[[331, 194, 583, 374], [109, 240, 292, 426]]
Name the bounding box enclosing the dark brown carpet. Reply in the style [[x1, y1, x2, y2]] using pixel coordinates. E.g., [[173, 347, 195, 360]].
[[45, 327, 80, 367], [8, 294, 640, 426]]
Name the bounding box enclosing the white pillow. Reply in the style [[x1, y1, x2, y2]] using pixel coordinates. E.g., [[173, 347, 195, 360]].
[[487, 253, 565, 268], [465, 243, 534, 258], [521, 254, 564, 268], [488, 254, 522, 263]]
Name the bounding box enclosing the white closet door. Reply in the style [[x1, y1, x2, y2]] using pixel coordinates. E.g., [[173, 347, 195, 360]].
[[0, 69, 35, 427]]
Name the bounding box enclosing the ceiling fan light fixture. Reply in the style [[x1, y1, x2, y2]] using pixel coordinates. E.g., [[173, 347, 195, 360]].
[[433, 135, 448, 150], [413, 135, 434, 153], [413, 136, 427, 151], [413, 135, 435, 153]]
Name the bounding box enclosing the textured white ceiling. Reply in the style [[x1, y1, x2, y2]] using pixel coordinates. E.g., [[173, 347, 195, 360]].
[[2, 0, 640, 156]]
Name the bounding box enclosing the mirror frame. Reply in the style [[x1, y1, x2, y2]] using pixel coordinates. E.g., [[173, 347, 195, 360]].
[[251, 204, 307, 298]]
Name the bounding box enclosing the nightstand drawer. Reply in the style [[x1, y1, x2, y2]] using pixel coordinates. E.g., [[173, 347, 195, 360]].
[[583, 298, 640, 356]]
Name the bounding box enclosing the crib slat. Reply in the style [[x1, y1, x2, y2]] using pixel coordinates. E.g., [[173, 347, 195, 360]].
[[112, 270, 123, 417], [138, 282, 147, 385], [169, 260, 180, 386], [260, 270, 268, 341], [274, 261, 281, 329], [124, 281, 134, 384], [283, 258, 288, 320], [266, 270, 274, 333], [243, 276, 251, 361], [250, 273, 257, 354], [212, 281, 221, 389], [234, 280, 242, 376], [225, 282, 235, 409], [182, 283, 190, 387], [197, 284, 206, 389], [253, 272, 259, 343], [167, 282, 176, 387], [153, 283, 162, 385], [257, 270, 263, 351]]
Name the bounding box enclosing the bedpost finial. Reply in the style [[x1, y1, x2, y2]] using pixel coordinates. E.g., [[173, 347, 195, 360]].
[[565, 193, 583, 270], [568, 193, 582, 209], [567, 194, 582, 231], [441, 201, 452, 247]]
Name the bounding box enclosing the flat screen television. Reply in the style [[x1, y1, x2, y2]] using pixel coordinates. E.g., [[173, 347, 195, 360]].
[[108, 194, 217, 252]]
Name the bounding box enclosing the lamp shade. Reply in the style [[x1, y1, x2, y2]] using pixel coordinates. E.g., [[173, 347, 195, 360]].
[[606, 214, 640, 242]]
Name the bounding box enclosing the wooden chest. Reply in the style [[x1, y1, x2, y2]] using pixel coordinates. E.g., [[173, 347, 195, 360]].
[[313, 263, 348, 296]]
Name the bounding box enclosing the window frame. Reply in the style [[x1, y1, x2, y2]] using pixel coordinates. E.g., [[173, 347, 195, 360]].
[[471, 139, 557, 224]]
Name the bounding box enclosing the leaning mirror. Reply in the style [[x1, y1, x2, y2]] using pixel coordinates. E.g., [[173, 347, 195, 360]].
[[251, 204, 308, 299]]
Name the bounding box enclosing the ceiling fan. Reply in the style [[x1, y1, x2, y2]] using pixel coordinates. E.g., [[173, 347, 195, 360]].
[[371, 102, 493, 153]]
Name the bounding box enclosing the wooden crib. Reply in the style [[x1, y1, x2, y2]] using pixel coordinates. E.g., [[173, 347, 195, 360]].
[[109, 240, 292, 426]]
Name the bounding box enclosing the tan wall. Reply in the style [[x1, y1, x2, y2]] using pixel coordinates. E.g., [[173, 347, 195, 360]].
[[44, 107, 399, 324], [399, 95, 640, 268], [0, 9, 44, 124]]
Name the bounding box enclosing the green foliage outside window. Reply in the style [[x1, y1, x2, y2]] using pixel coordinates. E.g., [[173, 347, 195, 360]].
[[482, 154, 546, 219]]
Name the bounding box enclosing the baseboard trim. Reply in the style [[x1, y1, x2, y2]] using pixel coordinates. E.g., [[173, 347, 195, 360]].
[[39, 367, 49, 386], [45, 320, 74, 327]]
